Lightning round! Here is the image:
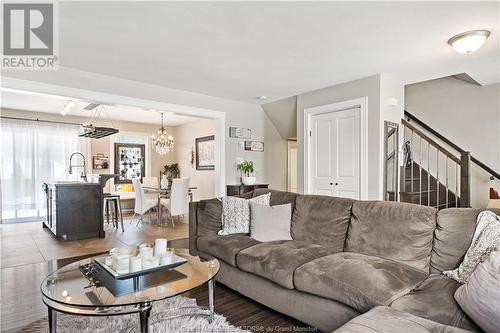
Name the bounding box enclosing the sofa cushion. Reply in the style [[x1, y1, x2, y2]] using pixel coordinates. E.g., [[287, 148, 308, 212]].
[[431, 208, 500, 273], [334, 306, 474, 333], [291, 195, 354, 251], [455, 250, 500, 333], [197, 234, 260, 266], [390, 273, 479, 331], [345, 201, 437, 272], [196, 198, 222, 236], [250, 203, 293, 242], [294, 252, 428, 313], [252, 188, 299, 212], [236, 240, 334, 289]]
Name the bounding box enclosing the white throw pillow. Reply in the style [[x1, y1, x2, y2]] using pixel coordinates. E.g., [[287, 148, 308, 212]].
[[218, 193, 271, 235], [250, 203, 292, 242], [455, 250, 500, 333], [443, 210, 500, 283]]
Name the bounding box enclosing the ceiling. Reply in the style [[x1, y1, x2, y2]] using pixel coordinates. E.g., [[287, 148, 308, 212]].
[[51, 2, 499, 103], [0, 90, 202, 126]]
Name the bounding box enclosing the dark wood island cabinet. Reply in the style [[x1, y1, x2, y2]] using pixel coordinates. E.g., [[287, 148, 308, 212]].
[[42, 181, 104, 240]]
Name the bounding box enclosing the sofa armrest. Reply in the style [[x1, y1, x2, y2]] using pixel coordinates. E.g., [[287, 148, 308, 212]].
[[189, 198, 223, 256]]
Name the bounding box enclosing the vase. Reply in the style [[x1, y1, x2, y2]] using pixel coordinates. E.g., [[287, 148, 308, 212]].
[[160, 175, 168, 189], [242, 176, 256, 185]]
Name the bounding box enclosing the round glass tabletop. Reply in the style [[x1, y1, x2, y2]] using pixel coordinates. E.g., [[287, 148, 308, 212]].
[[40, 248, 219, 309]]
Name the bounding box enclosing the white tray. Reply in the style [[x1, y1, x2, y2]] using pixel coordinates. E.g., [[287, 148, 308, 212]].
[[94, 254, 187, 280]]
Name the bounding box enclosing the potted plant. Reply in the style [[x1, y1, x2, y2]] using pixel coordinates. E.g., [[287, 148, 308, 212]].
[[163, 163, 180, 187], [237, 161, 256, 185]]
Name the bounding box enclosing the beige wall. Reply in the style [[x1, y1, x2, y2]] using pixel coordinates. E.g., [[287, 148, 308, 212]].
[[2, 68, 276, 193], [405, 77, 500, 207], [172, 118, 216, 201], [296, 75, 382, 199]]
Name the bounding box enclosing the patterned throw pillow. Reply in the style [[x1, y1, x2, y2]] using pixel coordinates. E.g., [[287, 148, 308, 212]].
[[218, 193, 271, 235], [443, 211, 500, 283], [454, 250, 500, 333]]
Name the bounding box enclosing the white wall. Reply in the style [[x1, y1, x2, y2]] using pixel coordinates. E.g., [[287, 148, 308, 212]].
[[2, 67, 279, 193], [405, 77, 500, 207], [264, 113, 288, 190], [173, 118, 216, 201], [380, 73, 405, 199], [296, 75, 382, 199]]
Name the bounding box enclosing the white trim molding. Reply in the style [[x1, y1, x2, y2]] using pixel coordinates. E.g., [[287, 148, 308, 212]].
[[303, 97, 369, 200], [0, 77, 227, 197]]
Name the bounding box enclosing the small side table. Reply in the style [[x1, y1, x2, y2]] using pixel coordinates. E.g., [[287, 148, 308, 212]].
[[226, 184, 269, 196]]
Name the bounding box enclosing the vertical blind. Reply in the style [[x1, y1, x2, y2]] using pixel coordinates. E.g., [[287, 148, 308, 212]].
[[0, 118, 89, 223]]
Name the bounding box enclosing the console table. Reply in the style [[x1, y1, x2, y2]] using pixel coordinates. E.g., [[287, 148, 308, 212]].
[[226, 184, 269, 196]]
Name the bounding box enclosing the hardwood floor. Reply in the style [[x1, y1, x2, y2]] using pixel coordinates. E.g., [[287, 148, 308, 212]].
[[0, 218, 317, 333], [1, 214, 188, 269]]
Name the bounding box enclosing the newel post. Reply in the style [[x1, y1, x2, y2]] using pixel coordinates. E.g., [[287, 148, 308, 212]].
[[460, 151, 471, 208]]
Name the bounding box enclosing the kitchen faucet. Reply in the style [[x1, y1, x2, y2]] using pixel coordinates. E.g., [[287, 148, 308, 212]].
[[69, 152, 87, 181]]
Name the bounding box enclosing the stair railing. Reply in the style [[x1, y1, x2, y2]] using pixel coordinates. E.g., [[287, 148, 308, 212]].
[[402, 118, 470, 208], [405, 111, 500, 181]]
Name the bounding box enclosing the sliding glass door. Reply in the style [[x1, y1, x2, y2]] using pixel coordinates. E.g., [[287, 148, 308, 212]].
[[0, 118, 89, 223]]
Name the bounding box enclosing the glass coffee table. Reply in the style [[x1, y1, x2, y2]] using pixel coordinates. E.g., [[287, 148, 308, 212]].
[[40, 248, 219, 333]]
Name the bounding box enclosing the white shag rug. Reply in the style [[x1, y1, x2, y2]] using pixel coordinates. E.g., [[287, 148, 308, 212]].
[[18, 296, 248, 333]]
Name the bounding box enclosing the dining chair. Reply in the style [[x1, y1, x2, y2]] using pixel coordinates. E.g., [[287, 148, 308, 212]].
[[160, 177, 189, 227], [142, 176, 159, 201], [142, 177, 158, 188], [131, 178, 157, 226]]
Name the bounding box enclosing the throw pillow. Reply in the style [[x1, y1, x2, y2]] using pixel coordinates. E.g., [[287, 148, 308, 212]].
[[218, 193, 271, 235], [443, 210, 500, 283], [455, 250, 500, 333], [250, 203, 292, 242]]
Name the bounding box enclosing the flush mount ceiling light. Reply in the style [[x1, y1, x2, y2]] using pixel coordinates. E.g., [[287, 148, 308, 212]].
[[448, 30, 490, 54], [257, 95, 267, 101]]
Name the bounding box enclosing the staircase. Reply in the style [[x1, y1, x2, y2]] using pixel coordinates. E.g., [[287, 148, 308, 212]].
[[399, 111, 500, 209], [401, 161, 459, 209]]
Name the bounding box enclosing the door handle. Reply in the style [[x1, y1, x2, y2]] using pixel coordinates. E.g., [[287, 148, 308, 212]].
[[330, 182, 339, 186]]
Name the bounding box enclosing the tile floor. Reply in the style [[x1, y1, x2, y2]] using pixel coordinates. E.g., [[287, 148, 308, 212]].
[[0, 214, 189, 269]]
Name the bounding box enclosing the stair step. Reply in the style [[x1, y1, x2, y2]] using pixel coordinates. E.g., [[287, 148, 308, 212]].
[[400, 190, 437, 196]]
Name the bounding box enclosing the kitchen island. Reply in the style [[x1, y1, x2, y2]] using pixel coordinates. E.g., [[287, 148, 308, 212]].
[[42, 181, 104, 240]]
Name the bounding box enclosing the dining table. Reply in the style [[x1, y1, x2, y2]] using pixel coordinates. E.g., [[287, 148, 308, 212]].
[[142, 186, 197, 226]]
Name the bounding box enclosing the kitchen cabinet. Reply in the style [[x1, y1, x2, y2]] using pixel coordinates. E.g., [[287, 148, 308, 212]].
[[43, 181, 104, 240]]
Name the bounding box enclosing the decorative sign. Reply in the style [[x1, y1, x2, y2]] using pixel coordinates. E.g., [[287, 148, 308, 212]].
[[229, 127, 251, 139], [196, 135, 215, 170], [244, 141, 264, 152], [93, 154, 109, 169]]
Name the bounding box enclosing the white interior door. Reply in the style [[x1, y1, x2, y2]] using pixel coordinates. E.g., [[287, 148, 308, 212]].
[[310, 107, 361, 199]]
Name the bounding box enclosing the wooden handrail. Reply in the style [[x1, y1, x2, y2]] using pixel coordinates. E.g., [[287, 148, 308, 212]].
[[402, 119, 461, 164], [405, 111, 500, 180]]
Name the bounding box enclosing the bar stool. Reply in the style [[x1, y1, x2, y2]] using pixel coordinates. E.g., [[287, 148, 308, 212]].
[[103, 194, 124, 232]]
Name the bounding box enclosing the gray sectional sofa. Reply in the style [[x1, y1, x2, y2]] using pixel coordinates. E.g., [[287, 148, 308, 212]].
[[188, 189, 492, 332]]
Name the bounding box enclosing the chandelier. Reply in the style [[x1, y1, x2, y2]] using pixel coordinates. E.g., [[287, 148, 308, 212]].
[[152, 112, 174, 155]]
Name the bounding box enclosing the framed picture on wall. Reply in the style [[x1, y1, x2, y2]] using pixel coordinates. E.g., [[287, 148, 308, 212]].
[[195, 135, 215, 170], [93, 154, 109, 169], [244, 141, 264, 152], [114, 143, 145, 183], [229, 127, 251, 139]]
